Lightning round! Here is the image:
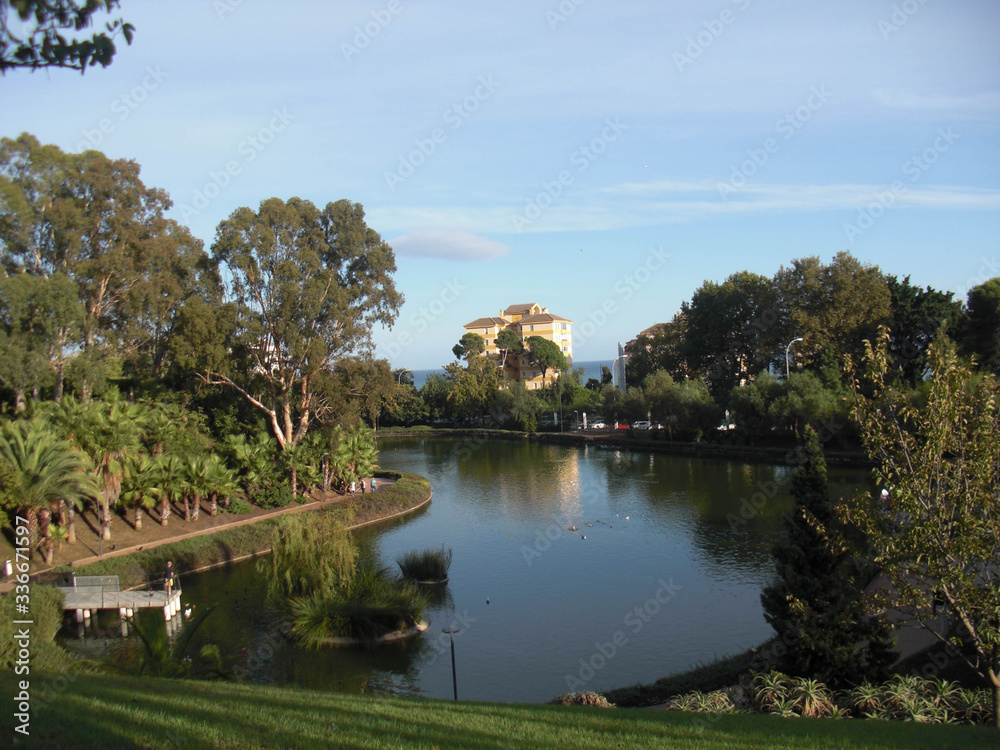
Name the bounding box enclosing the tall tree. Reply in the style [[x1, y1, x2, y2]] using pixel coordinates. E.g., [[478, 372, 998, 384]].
[[0, 0, 134, 74], [188, 197, 402, 451], [625, 313, 689, 384], [523, 335, 567, 387], [762, 426, 895, 687], [886, 275, 962, 385], [774, 252, 891, 373], [0, 134, 212, 398], [844, 330, 1000, 727], [452, 332, 485, 361], [495, 328, 522, 371], [682, 271, 779, 397], [961, 278, 1000, 374]]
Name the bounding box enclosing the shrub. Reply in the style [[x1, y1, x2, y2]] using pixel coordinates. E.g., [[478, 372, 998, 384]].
[[248, 480, 292, 509], [552, 692, 615, 708], [224, 497, 253, 514]]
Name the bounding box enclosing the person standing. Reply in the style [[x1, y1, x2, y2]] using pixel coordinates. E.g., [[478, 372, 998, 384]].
[[370, 477, 377, 493], [164, 561, 175, 596]]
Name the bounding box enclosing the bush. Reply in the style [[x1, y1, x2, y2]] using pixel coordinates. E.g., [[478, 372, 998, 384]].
[[224, 497, 253, 515], [0, 584, 70, 673], [396, 545, 452, 582], [248, 480, 292, 509], [552, 692, 616, 708]]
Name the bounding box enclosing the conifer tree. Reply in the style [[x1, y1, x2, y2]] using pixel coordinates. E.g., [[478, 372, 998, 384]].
[[761, 426, 895, 687]]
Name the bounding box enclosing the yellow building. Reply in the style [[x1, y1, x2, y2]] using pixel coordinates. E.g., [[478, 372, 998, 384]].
[[462, 303, 573, 390]]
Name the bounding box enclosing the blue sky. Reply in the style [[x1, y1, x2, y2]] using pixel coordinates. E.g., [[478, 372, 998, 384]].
[[3, 0, 998, 370]]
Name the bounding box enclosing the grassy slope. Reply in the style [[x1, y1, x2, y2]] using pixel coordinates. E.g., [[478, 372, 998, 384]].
[[3, 672, 997, 750]]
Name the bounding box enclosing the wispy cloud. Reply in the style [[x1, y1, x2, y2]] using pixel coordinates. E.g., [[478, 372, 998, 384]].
[[871, 88, 1000, 113], [389, 229, 511, 261]]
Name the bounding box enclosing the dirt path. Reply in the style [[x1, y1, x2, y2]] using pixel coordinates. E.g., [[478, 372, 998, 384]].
[[0, 481, 396, 589]]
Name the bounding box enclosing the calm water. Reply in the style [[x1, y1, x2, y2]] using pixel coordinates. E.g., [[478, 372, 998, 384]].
[[62, 437, 872, 703]]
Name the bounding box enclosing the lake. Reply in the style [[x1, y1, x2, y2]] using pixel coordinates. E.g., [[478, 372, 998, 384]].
[[61, 436, 872, 703]]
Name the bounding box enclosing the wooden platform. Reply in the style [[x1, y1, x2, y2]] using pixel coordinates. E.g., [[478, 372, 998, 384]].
[[56, 575, 181, 613]]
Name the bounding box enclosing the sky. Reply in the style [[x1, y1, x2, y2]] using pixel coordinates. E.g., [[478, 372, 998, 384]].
[[2, 0, 999, 370]]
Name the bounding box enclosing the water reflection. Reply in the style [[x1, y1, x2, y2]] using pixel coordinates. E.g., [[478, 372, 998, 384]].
[[60, 437, 872, 703]]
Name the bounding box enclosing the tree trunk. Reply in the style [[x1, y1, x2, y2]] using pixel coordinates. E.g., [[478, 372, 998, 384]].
[[192, 492, 200, 521], [992, 678, 999, 730], [183, 496, 191, 522], [290, 466, 298, 499], [134, 504, 142, 531], [67, 504, 76, 544], [38, 508, 52, 564], [209, 492, 218, 517], [99, 496, 111, 541], [159, 496, 170, 526]]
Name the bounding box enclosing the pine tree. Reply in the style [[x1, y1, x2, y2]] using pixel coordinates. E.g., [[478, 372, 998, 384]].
[[761, 426, 895, 687]]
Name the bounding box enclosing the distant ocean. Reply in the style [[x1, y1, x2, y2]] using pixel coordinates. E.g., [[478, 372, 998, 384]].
[[410, 359, 613, 389]]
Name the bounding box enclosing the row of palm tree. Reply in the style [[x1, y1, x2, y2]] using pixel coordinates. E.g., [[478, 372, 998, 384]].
[[0, 393, 382, 563]]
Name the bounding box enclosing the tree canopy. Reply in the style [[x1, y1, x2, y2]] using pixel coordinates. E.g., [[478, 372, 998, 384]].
[[183, 197, 402, 450]]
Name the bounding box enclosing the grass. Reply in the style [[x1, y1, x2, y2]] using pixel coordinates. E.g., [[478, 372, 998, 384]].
[[3, 671, 997, 749], [396, 544, 452, 582]]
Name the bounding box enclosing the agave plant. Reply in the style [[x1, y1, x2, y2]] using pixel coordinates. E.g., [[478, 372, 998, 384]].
[[790, 677, 834, 718], [751, 671, 792, 712], [848, 681, 883, 717]]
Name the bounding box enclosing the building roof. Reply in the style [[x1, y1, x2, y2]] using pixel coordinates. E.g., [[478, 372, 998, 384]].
[[504, 303, 538, 314], [518, 312, 572, 325], [463, 316, 509, 328], [639, 323, 667, 337]]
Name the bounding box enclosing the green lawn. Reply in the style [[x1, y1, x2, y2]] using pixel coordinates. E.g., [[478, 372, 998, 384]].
[[3, 672, 997, 750]]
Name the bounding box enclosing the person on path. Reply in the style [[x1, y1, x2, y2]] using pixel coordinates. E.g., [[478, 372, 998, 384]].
[[350, 480, 356, 495], [360, 479, 366, 494], [164, 561, 175, 596], [370, 477, 377, 493]]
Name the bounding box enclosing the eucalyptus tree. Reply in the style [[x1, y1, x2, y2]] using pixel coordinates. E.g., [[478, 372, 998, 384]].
[[181, 197, 402, 452], [0, 418, 98, 562], [0, 134, 212, 397]]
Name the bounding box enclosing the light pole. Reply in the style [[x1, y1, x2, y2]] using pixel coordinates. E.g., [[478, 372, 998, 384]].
[[442, 625, 460, 700], [397, 368, 412, 384], [785, 337, 803, 379]]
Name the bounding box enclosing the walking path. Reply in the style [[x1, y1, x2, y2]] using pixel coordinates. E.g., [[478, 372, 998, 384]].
[[0, 481, 397, 593]]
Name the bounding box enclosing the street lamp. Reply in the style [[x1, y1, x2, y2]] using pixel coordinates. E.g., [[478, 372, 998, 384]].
[[397, 368, 412, 384], [785, 337, 803, 379], [441, 625, 460, 700]]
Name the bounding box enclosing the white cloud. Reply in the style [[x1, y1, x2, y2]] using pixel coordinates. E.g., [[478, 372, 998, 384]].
[[389, 229, 511, 261], [871, 89, 1000, 113]]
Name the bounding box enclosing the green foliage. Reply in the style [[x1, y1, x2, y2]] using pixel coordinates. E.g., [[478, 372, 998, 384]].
[[845, 329, 1000, 725], [551, 692, 616, 708], [197, 196, 402, 450], [223, 496, 253, 514], [761, 426, 895, 688], [453, 331, 485, 361], [396, 545, 452, 582], [961, 277, 1000, 373], [0, 1, 134, 74], [128, 606, 225, 680], [523, 335, 568, 384], [0, 583, 70, 673], [247, 479, 293, 509], [260, 513, 357, 603]]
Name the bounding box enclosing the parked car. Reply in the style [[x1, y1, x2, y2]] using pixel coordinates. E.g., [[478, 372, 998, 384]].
[[589, 420, 607, 429], [631, 420, 651, 430]]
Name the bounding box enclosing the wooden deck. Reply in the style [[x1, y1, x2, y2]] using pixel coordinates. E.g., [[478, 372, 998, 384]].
[[56, 575, 182, 618]]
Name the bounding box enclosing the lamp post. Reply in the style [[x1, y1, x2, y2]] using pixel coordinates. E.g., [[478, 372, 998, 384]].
[[785, 337, 803, 379], [442, 625, 460, 700], [397, 368, 412, 384]]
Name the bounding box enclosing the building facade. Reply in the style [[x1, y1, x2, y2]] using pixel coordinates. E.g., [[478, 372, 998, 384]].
[[462, 303, 572, 389]]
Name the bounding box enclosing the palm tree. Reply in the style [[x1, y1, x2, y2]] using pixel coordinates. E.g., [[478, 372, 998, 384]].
[[0, 418, 99, 563], [152, 453, 185, 526], [184, 456, 211, 522], [71, 397, 143, 541], [120, 454, 161, 531], [203, 454, 238, 516]]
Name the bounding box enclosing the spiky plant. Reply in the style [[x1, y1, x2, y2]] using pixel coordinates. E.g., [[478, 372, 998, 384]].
[[396, 545, 453, 582]]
